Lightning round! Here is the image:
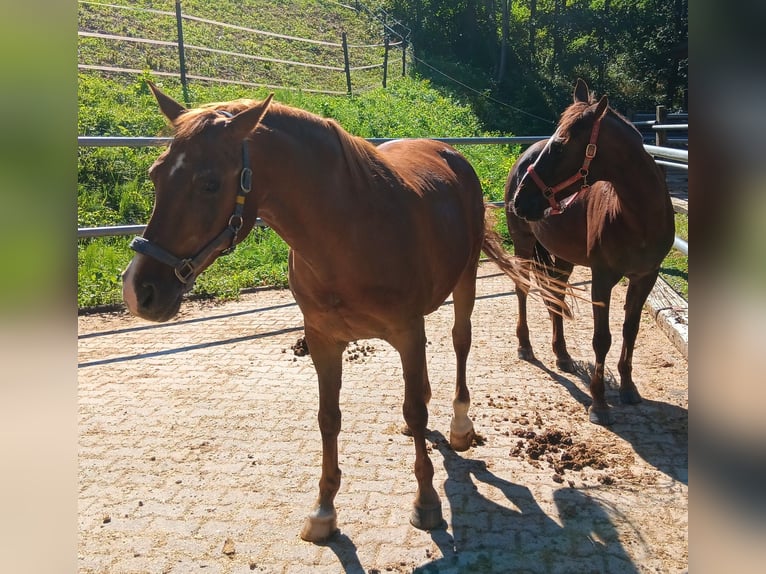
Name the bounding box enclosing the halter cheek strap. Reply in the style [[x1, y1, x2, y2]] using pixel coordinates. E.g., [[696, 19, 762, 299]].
[[526, 113, 603, 216], [129, 138, 253, 285]]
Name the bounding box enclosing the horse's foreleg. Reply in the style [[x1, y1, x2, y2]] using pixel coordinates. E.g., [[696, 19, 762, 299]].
[[618, 272, 659, 405], [547, 259, 575, 371], [299, 328, 346, 543], [589, 272, 619, 425], [393, 319, 444, 532], [449, 267, 477, 451], [515, 262, 535, 362]]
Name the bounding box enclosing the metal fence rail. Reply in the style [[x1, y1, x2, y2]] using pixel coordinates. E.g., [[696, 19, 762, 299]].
[[77, 135, 688, 256]]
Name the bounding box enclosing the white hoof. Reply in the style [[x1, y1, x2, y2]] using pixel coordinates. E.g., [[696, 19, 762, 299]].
[[299, 509, 337, 543], [449, 419, 475, 452]]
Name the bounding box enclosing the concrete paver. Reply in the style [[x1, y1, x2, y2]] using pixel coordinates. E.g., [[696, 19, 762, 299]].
[[78, 264, 688, 573]]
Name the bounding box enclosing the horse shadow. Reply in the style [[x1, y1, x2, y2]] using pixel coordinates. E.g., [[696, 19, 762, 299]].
[[410, 430, 640, 573], [319, 430, 641, 573], [529, 358, 688, 485], [319, 532, 366, 574]]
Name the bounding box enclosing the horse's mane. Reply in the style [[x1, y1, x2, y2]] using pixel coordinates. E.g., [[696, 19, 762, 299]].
[[171, 99, 261, 140], [171, 100, 395, 191], [558, 97, 642, 144], [325, 119, 399, 191]]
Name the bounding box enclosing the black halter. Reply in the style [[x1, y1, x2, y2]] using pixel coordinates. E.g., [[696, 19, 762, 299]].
[[129, 124, 253, 285]]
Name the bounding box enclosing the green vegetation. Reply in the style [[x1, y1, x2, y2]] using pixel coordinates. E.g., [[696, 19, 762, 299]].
[[77, 73, 520, 308], [384, 0, 688, 135], [78, 0, 386, 97], [660, 212, 688, 299], [77, 1, 687, 309]]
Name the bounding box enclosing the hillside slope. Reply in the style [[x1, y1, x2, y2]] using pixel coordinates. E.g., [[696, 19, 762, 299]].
[[78, 0, 391, 97]]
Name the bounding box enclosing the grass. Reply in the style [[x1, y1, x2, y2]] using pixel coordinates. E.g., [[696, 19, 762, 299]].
[[77, 72, 522, 308], [660, 212, 688, 300], [78, 0, 388, 96], [77, 1, 688, 310]]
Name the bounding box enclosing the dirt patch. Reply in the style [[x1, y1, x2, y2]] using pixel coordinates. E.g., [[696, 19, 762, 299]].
[[290, 336, 310, 356], [288, 337, 377, 362], [345, 341, 376, 363], [509, 425, 615, 485]]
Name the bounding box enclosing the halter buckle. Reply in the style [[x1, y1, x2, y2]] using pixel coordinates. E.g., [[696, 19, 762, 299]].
[[174, 259, 195, 284], [240, 167, 253, 193], [585, 143, 597, 159]]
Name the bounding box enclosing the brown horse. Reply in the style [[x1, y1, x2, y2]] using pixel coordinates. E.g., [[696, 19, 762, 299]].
[[506, 79, 675, 426], [122, 83, 546, 542]]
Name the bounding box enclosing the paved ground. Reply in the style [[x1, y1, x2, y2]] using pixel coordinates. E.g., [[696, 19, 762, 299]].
[[78, 264, 688, 573]]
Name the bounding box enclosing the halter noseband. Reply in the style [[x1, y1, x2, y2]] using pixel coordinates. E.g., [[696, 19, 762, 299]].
[[129, 116, 254, 285], [525, 110, 604, 216]]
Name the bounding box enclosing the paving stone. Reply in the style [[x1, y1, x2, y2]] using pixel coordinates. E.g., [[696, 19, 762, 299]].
[[78, 264, 687, 572]]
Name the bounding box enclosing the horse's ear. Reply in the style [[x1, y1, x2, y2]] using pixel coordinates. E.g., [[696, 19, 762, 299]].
[[595, 95, 609, 119], [573, 79, 590, 103], [227, 93, 275, 139], [147, 81, 187, 123]]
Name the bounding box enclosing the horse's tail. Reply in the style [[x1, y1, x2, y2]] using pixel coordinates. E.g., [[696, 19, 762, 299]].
[[481, 206, 575, 317]]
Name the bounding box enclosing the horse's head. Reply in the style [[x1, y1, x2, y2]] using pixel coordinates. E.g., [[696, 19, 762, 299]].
[[511, 79, 609, 221], [122, 82, 274, 322]]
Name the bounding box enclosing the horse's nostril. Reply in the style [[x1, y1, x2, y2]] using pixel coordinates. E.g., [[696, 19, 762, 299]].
[[137, 282, 155, 309]]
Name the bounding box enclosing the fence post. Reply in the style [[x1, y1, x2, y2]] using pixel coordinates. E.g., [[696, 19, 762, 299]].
[[175, 0, 190, 105], [342, 31, 352, 95], [655, 105, 667, 178], [655, 105, 668, 147], [383, 36, 389, 88], [401, 39, 407, 76]]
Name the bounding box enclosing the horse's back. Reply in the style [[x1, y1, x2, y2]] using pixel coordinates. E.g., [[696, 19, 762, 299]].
[[290, 138, 485, 338], [377, 138, 485, 241], [375, 139, 485, 308]]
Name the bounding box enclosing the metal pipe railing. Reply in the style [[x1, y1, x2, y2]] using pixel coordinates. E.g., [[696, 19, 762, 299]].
[[78, 136, 688, 256]]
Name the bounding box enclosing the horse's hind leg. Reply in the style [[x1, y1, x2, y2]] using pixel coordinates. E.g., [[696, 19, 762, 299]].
[[449, 264, 477, 452], [391, 318, 444, 531], [618, 272, 659, 405], [588, 270, 621, 425], [300, 326, 346, 543]]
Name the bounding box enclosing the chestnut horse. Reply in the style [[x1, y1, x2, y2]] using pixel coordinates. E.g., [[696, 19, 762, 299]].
[[122, 83, 547, 542], [506, 79, 675, 425]]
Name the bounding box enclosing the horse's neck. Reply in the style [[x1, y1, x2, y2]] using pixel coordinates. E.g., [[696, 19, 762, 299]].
[[250, 117, 363, 257], [600, 121, 669, 213]]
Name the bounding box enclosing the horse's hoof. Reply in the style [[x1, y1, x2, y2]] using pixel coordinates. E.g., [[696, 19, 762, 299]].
[[299, 511, 338, 543], [449, 427, 475, 452], [556, 356, 575, 373], [410, 502, 445, 531], [588, 406, 615, 426], [401, 423, 413, 437], [518, 347, 535, 362], [450, 415, 475, 452], [619, 388, 642, 405]]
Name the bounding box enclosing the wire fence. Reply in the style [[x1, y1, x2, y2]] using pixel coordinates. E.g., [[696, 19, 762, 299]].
[[77, 0, 406, 98], [76, 135, 688, 257]]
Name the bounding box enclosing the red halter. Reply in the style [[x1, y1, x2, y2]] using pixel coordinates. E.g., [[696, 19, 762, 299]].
[[525, 112, 604, 216]]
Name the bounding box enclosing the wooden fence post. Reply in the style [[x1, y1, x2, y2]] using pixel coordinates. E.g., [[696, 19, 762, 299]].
[[175, 0, 190, 105], [401, 39, 407, 76], [342, 31, 352, 95], [383, 36, 389, 88]]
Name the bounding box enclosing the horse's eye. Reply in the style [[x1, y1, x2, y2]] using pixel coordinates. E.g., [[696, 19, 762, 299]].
[[202, 179, 220, 193], [194, 173, 220, 194]]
